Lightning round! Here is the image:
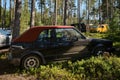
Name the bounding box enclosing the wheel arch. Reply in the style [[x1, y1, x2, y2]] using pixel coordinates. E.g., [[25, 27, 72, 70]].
[[20, 50, 46, 65]]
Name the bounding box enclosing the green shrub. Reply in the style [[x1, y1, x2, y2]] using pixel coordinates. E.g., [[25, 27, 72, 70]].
[[39, 66, 77, 80], [67, 56, 120, 79], [22, 56, 120, 80], [25, 65, 79, 80]]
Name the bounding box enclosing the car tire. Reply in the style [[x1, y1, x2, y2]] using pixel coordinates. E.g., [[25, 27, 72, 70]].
[[93, 46, 106, 56], [21, 54, 41, 69]]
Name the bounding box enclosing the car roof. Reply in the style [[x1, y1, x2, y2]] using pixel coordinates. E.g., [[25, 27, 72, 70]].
[[34, 26, 73, 28], [13, 26, 74, 43]]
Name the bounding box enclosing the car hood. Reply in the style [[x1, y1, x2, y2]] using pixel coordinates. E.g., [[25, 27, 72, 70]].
[[87, 38, 113, 47]]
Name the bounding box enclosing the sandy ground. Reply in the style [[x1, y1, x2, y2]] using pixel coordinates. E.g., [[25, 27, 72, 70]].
[[0, 74, 36, 80], [0, 53, 37, 80]]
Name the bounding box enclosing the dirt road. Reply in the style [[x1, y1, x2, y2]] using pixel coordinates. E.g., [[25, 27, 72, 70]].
[[0, 53, 36, 80]]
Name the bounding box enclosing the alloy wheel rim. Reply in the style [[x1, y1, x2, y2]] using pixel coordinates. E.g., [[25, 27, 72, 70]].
[[24, 56, 40, 69]]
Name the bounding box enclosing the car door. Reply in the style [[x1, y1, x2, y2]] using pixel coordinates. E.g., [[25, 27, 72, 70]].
[[55, 28, 90, 60]]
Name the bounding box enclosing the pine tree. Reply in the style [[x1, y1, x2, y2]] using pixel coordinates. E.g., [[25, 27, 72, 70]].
[[13, 0, 22, 39], [30, 0, 35, 27]]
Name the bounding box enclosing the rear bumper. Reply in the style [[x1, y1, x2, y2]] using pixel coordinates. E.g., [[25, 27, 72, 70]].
[[8, 53, 20, 66], [9, 58, 20, 66]]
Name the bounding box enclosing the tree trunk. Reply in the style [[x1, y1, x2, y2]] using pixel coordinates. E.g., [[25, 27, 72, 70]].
[[54, 0, 57, 25], [86, 0, 90, 32], [40, 0, 43, 22], [70, 0, 73, 24], [0, 0, 1, 24], [106, 0, 109, 24], [13, 0, 22, 39], [30, 0, 35, 27], [63, 0, 68, 25], [99, 0, 101, 24], [9, 0, 12, 28], [110, 0, 113, 19], [2, 0, 6, 28], [85, 0, 87, 24], [13, 0, 16, 14], [101, 0, 110, 23], [78, 0, 81, 30], [49, 0, 52, 25], [62, 0, 64, 25], [14, 0, 16, 16]]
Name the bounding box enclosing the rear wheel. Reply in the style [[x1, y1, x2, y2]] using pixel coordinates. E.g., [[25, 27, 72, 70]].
[[21, 54, 41, 69]]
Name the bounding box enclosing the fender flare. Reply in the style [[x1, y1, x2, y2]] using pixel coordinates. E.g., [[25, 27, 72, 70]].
[[21, 50, 46, 64]]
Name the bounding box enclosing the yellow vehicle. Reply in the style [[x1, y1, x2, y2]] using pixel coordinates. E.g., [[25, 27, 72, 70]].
[[97, 24, 109, 33], [90, 26, 98, 32]]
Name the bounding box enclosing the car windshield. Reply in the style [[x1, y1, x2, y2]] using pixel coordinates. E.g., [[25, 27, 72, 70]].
[[92, 26, 97, 28]]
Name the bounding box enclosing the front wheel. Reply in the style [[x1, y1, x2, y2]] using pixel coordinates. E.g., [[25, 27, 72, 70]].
[[21, 54, 41, 69], [93, 46, 106, 56]]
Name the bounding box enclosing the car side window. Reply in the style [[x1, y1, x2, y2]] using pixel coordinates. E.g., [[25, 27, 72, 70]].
[[38, 29, 56, 40], [56, 28, 85, 41], [36, 28, 86, 48], [37, 29, 57, 48], [56, 29, 70, 41], [38, 29, 49, 40]]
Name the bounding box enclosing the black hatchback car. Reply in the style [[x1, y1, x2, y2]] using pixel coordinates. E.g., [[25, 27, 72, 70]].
[[8, 26, 114, 69]]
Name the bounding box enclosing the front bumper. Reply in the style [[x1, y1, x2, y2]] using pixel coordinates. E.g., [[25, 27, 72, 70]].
[[106, 47, 116, 53]]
